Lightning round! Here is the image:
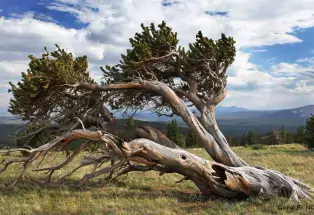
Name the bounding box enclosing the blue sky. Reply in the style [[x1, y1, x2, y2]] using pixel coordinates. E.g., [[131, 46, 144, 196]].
[[0, 0, 87, 29], [1, 0, 314, 110], [245, 27, 314, 70]]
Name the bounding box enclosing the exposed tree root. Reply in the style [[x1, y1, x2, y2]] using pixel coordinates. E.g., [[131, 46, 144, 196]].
[[1, 129, 313, 201]]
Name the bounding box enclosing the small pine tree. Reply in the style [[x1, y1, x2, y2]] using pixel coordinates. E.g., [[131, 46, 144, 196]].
[[247, 130, 256, 145], [175, 133, 186, 148], [186, 129, 200, 148], [304, 114, 314, 149], [286, 131, 294, 144], [267, 128, 282, 145], [232, 137, 241, 146], [127, 116, 135, 128], [166, 119, 187, 147], [280, 125, 287, 144], [241, 134, 247, 146], [295, 126, 306, 144], [166, 118, 179, 143]]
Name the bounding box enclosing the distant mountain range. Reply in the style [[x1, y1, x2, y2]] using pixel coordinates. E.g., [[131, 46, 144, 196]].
[[215, 106, 249, 114], [212, 105, 314, 135], [128, 105, 314, 122], [124, 105, 314, 135], [216, 105, 314, 120], [2, 105, 313, 123], [0, 110, 10, 116]]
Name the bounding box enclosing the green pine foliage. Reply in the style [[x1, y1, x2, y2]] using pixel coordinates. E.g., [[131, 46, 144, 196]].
[[280, 125, 287, 144], [267, 129, 282, 145], [166, 118, 179, 142], [8, 45, 92, 121], [240, 134, 247, 146], [102, 21, 180, 113], [186, 128, 200, 148], [295, 126, 306, 144], [101, 21, 236, 115], [247, 129, 257, 145], [7, 21, 237, 149], [175, 133, 186, 148], [127, 117, 135, 128], [166, 118, 186, 147], [304, 114, 314, 149], [8, 45, 93, 147], [286, 131, 295, 144]]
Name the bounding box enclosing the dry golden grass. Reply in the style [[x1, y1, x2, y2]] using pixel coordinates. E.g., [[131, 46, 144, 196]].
[[0, 144, 313, 215]]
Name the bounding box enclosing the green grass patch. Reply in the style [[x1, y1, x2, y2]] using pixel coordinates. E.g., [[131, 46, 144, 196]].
[[0, 144, 313, 214]]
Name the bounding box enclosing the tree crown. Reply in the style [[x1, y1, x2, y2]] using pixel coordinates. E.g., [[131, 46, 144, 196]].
[[102, 21, 236, 115], [9, 45, 92, 121]]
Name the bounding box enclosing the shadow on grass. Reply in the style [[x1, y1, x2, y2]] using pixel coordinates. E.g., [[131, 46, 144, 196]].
[[0, 176, 248, 204], [282, 149, 314, 156], [248, 149, 314, 158]]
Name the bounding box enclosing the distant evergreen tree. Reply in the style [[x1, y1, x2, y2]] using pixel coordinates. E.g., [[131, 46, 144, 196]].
[[227, 136, 233, 146], [127, 116, 135, 128], [280, 125, 287, 144], [304, 114, 314, 149], [286, 131, 295, 144], [166, 119, 187, 148], [247, 130, 256, 145], [186, 129, 200, 148], [175, 133, 186, 148], [241, 134, 247, 146], [166, 119, 179, 142], [232, 137, 241, 146], [267, 128, 282, 145], [166, 118, 179, 142], [295, 126, 306, 144]]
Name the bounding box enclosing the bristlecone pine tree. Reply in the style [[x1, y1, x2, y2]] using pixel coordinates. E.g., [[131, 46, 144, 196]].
[[2, 21, 314, 201]]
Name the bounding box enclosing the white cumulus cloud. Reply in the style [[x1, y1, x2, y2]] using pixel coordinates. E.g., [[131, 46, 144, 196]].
[[1, 0, 314, 111]]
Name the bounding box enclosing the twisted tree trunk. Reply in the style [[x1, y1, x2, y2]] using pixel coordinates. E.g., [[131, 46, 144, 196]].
[[1, 80, 313, 201], [141, 80, 247, 167]]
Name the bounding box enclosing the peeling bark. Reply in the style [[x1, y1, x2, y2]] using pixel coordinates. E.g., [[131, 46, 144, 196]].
[[140, 81, 246, 167], [199, 106, 247, 167]]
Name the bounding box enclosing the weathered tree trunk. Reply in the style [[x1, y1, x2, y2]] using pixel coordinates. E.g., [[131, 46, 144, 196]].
[[141, 80, 247, 167], [2, 129, 312, 201], [176, 85, 247, 167], [2, 81, 313, 202], [124, 138, 312, 200], [104, 122, 179, 149], [199, 106, 247, 166]]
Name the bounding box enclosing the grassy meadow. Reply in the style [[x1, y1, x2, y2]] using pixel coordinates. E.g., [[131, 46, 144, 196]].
[[0, 144, 313, 215]]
